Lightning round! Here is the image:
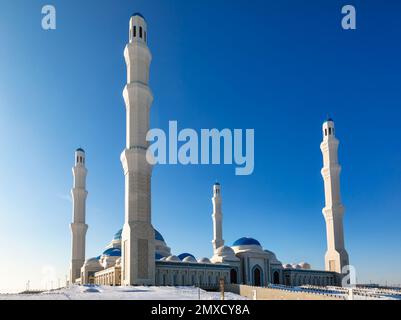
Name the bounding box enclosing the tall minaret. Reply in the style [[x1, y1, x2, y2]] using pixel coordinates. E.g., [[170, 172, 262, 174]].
[[212, 183, 224, 253], [70, 148, 88, 284], [320, 118, 349, 274], [120, 13, 155, 286]]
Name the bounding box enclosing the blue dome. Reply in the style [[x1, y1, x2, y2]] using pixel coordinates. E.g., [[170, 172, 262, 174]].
[[102, 248, 121, 257], [113, 229, 122, 240], [155, 253, 163, 260], [155, 229, 164, 242], [113, 228, 164, 242], [95, 255, 101, 260], [178, 253, 196, 261], [131, 12, 145, 19], [76, 148, 85, 153], [233, 237, 261, 247]]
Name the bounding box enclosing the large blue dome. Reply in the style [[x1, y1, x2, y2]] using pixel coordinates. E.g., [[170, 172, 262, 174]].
[[155, 229, 164, 242], [233, 237, 261, 247], [178, 253, 196, 261], [113, 228, 164, 242], [102, 248, 121, 257]]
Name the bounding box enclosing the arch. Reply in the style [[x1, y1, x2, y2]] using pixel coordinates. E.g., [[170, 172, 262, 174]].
[[230, 268, 238, 284], [139, 26, 143, 38], [273, 271, 280, 284], [252, 265, 263, 287]]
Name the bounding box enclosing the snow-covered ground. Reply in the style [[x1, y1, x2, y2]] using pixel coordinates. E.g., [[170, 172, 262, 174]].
[[0, 285, 248, 300], [1, 284, 399, 300]]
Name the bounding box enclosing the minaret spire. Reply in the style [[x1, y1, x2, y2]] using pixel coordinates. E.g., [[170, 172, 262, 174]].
[[70, 148, 88, 284], [120, 13, 155, 286], [212, 182, 224, 253], [320, 118, 349, 274]]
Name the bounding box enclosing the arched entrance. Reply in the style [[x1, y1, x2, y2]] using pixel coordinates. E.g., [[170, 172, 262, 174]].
[[230, 269, 238, 284], [273, 271, 280, 284], [252, 266, 262, 287]]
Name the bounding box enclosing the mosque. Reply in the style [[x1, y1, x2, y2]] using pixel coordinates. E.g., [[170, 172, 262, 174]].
[[69, 13, 348, 288]]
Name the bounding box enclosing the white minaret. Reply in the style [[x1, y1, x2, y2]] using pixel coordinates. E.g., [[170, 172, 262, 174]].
[[70, 148, 88, 283], [212, 183, 224, 253], [320, 118, 349, 274], [120, 13, 155, 286]]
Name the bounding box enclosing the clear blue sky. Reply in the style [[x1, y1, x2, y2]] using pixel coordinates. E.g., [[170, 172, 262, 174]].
[[0, 0, 400, 292]]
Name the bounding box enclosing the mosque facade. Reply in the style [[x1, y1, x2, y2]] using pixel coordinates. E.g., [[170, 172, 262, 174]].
[[69, 13, 347, 288]]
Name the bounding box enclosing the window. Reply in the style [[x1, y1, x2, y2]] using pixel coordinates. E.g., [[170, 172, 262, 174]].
[[230, 269, 238, 284], [133, 26, 136, 37], [325, 128, 328, 136], [273, 271, 280, 284], [139, 26, 143, 38], [329, 127, 332, 135]]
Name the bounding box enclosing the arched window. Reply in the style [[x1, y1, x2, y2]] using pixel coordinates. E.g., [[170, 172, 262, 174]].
[[252, 266, 262, 287], [139, 26, 143, 38], [230, 269, 238, 284], [133, 26, 136, 37]]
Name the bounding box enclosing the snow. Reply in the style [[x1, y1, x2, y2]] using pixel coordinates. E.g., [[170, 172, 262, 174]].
[[0, 285, 248, 300]]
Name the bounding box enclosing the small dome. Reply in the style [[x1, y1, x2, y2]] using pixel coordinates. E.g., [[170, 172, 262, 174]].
[[283, 264, 293, 269], [178, 253, 196, 261], [131, 12, 145, 19], [233, 237, 261, 247], [76, 148, 85, 153], [216, 246, 235, 256], [214, 182, 220, 186], [292, 263, 302, 269], [113, 229, 122, 240], [155, 229, 165, 242], [102, 248, 121, 257], [182, 256, 197, 263], [299, 262, 311, 270], [166, 255, 180, 262], [198, 257, 211, 264]]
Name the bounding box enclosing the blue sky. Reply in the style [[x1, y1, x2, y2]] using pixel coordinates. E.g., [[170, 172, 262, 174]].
[[0, 0, 400, 292]]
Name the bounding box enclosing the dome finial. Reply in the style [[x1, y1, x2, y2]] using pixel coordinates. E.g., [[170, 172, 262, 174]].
[[326, 114, 334, 122]]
